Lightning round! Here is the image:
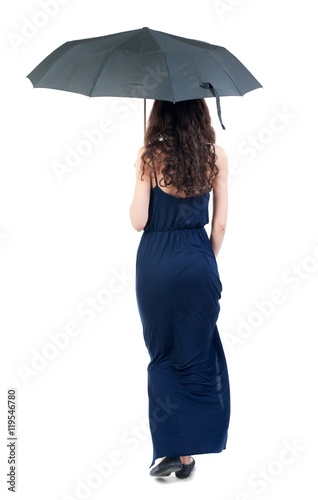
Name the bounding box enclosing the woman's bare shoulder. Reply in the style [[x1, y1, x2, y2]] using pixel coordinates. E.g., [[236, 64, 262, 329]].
[[214, 144, 228, 170], [134, 146, 147, 169], [136, 145, 146, 160], [214, 144, 227, 157]]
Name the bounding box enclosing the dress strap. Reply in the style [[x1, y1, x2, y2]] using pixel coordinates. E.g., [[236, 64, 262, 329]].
[[153, 168, 158, 186]]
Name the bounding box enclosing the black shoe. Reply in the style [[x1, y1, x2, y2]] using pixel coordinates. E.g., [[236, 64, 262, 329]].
[[175, 458, 195, 479], [150, 457, 183, 477]]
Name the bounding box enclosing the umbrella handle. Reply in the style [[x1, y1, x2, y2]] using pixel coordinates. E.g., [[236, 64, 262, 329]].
[[200, 83, 226, 130], [144, 98, 146, 136]]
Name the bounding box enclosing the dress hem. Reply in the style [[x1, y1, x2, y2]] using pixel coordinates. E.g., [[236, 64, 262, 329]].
[[149, 444, 227, 468]]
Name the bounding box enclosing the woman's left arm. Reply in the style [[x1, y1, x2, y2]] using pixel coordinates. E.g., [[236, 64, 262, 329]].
[[129, 147, 151, 232]]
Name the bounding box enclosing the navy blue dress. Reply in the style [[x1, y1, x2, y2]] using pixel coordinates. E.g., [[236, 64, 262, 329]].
[[135, 174, 230, 467]]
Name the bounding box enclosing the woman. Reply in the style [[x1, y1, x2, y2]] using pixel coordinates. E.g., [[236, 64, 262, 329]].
[[130, 99, 230, 479]]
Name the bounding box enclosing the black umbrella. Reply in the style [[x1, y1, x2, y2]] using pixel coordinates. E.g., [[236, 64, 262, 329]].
[[27, 26, 262, 130]]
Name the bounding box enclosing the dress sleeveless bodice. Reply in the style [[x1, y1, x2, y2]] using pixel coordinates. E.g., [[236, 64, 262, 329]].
[[143, 185, 210, 233]]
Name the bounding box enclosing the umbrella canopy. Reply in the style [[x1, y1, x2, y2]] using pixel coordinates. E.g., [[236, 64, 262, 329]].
[[27, 26, 262, 129]]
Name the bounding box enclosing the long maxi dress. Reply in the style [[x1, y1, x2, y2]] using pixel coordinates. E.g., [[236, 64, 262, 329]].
[[135, 172, 230, 467]]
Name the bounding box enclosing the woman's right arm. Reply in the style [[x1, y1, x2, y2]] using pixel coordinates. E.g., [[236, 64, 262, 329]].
[[210, 145, 229, 257], [129, 147, 151, 232]]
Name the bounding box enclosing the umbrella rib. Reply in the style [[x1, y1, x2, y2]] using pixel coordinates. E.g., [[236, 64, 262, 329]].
[[159, 50, 176, 103], [150, 29, 179, 102], [87, 32, 139, 96], [205, 49, 248, 95], [87, 52, 113, 96], [149, 29, 248, 96]]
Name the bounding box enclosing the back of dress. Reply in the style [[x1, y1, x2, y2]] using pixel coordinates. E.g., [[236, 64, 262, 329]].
[[144, 184, 210, 232], [135, 175, 230, 468]]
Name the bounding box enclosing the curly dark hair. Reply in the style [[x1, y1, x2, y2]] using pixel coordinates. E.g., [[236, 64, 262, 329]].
[[140, 99, 218, 197]]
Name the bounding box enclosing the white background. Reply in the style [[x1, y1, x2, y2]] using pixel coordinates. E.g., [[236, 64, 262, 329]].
[[1, 1, 317, 499]]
